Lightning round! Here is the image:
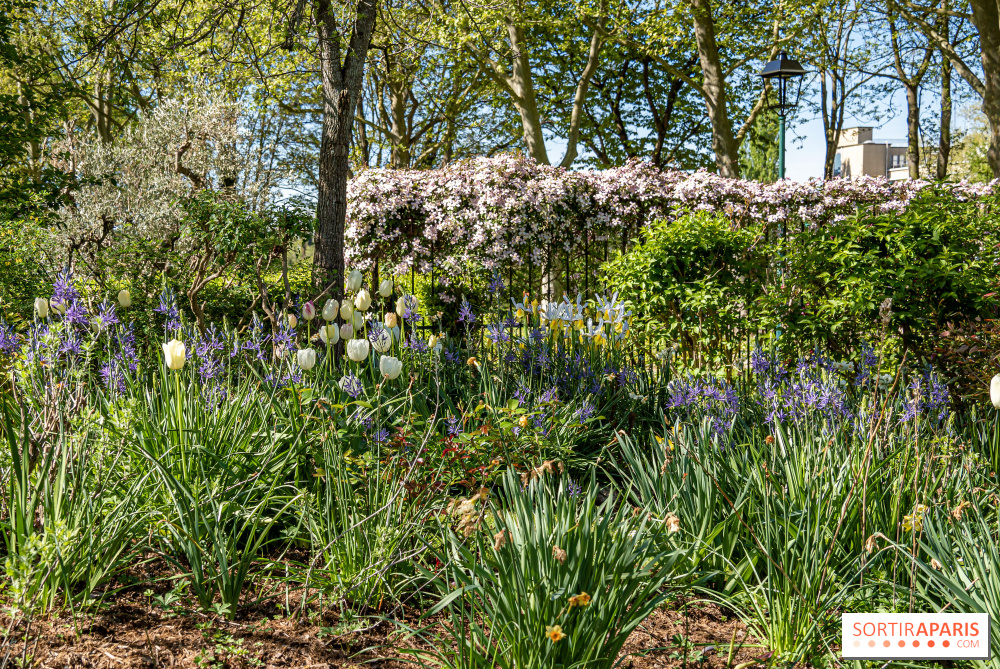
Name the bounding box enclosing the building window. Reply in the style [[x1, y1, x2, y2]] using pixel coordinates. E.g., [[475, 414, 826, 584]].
[[833, 153, 841, 177], [891, 153, 906, 169]]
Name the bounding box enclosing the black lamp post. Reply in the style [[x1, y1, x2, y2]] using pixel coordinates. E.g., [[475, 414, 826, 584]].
[[758, 51, 807, 180]]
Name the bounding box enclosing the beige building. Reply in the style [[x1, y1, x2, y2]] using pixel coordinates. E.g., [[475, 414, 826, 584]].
[[833, 127, 909, 181]]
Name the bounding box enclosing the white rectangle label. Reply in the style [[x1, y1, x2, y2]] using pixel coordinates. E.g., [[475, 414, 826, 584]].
[[842, 613, 990, 660]]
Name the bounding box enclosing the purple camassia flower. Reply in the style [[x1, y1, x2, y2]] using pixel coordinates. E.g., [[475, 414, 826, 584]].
[[404, 334, 428, 353], [272, 323, 296, 355], [52, 268, 81, 305], [900, 371, 950, 424], [485, 323, 509, 344], [340, 373, 363, 398], [487, 272, 505, 295], [58, 331, 82, 357], [665, 376, 739, 437], [444, 347, 461, 364], [0, 322, 21, 356], [446, 415, 463, 436], [100, 359, 126, 394], [91, 300, 120, 332], [62, 299, 89, 326], [539, 387, 558, 404], [155, 287, 181, 331], [457, 298, 476, 325], [371, 428, 390, 444], [575, 400, 596, 424], [565, 479, 583, 499]]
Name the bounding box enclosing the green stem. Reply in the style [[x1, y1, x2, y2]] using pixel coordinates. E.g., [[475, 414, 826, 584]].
[[176, 370, 186, 480]]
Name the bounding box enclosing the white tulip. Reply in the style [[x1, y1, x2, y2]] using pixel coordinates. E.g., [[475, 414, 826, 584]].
[[340, 323, 354, 340], [346, 269, 363, 293], [34, 297, 49, 319], [322, 299, 339, 321], [296, 348, 317, 371], [353, 312, 365, 330], [117, 289, 131, 308], [49, 298, 66, 315], [384, 312, 398, 329], [347, 338, 370, 362], [302, 302, 316, 321], [378, 279, 393, 298], [355, 289, 372, 311], [428, 335, 438, 350], [370, 326, 392, 353], [340, 302, 354, 321], [162, 339, 186, 370], [991, 373, 1000, 410], [379, 355, 403, 380], [320, 324, 340, 345]]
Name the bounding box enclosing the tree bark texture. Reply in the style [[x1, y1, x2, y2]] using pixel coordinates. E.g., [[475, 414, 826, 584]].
[[969, 0, 1000, 176], [313, 0, 377, 297], [688, 0, 740, 178]]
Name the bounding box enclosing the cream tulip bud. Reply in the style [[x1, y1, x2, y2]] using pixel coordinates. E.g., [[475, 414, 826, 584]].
[[353, 312, 364, 330], [287, 314, 298, 329], [302, 301, 316, 321], [991, 373, 1000, 410], [384, 312, 398, 329], [162, 339, 186, 371], [346, 269, 363, 293], [369, 325, 392, 353], [340, 323, 354, 340], [378, 279, 393, 298], [379, 355, 403, 380], [346, 338, 369, 362], [355, 289, 372, 312], [395, 296, 405, 318], [320, 324, 340, 345], [340, 302, 354, 321], [117, 289, 131, 308], [296, 348, 317, 371], [34, 297, 49, 319], [428, 335, 438, 350], [322, 299, 339, 321], [50, 298, 66, 315]]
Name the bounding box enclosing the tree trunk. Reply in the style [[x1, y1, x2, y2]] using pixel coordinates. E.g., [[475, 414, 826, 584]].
[[506, 22, 550, 164], [938, 51, 952, 180], [688, 0, 740, 178], [969, 0, 1000, 177], [905, 82, 921, 179], [312, 0, 377, 296]]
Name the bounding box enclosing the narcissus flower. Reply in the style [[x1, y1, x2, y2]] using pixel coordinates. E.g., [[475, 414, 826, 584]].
[[322, 298, 339, 321], [379, 355, 403, 380], [568, 592, 591, 608], [665, 512, 681, 533], [545, 625, 566, 642], [296, 348, 317, 371], [162, 339, 186, 370], [347, 338, 370, 362], [117, 289, 131, 308], [552, 545, 567, 564]]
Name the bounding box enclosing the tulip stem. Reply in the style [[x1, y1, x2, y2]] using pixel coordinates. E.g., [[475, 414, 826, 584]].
[[175, 370, 186, 480]]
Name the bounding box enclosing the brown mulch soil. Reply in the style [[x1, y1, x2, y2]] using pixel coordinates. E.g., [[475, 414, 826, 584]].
[[1, 595, 764, 669]]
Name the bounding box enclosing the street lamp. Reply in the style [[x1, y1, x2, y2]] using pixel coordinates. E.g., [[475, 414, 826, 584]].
[[758, 51, 807, 180]]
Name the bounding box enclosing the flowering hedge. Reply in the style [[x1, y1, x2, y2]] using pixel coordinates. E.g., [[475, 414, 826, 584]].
[[345, 155, 997, 281]]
